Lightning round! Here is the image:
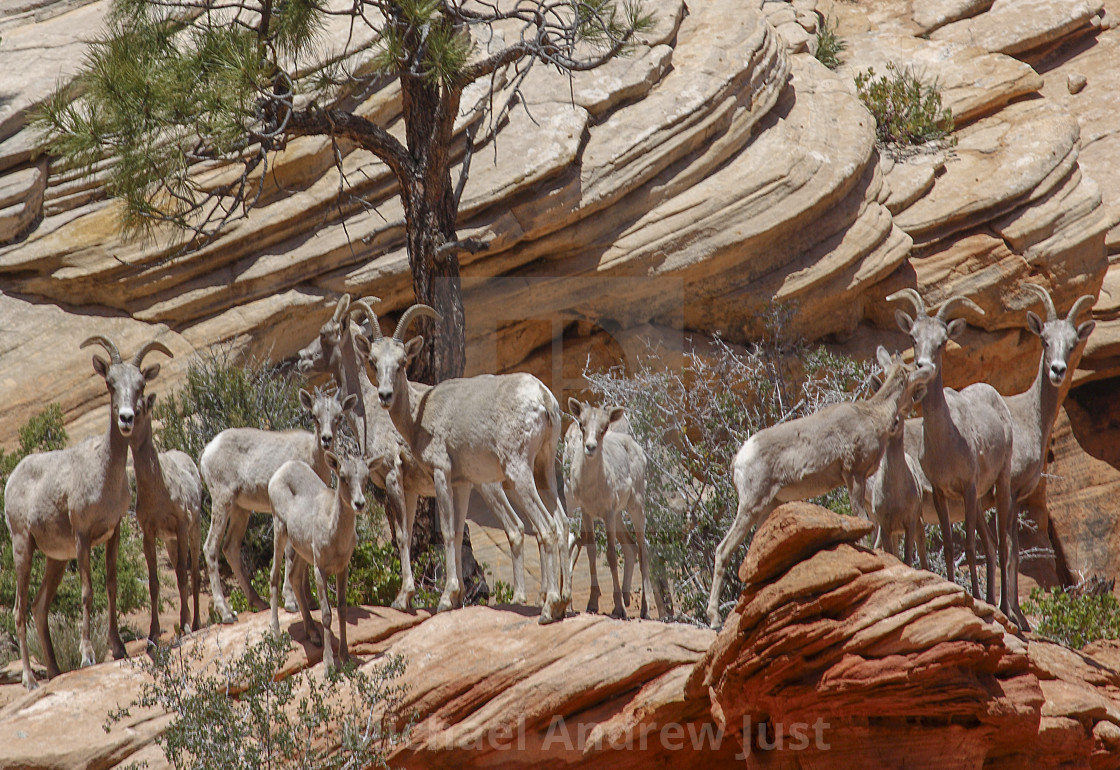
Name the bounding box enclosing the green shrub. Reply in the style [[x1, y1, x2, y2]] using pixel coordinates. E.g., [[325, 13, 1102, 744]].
[[1023, 587, 1120, 649], [1, 405, 147, 666], [106, 631, 409, 770], [814, 14, 845, 70], [855, 62, 954, 149], [581, 308, 873, 625]]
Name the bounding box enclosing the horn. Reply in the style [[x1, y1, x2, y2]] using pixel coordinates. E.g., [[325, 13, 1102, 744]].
[[886, 288, 926, 318], [132, 340, 174, 368], [80, 335, 122, 364], [1022, 283, 1057, 322], [349, 296, 381, 325], [393, 304, 442, 342], [936, 295, 985, 322], [350, 299, 384, 340], [1067, 294, 1096, 323], [331, 294, 352, 324]]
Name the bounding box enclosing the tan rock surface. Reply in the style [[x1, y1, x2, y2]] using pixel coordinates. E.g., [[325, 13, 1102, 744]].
[[931, 0, 1104, 58]]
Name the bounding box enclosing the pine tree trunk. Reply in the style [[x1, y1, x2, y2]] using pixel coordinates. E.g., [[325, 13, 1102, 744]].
[[399, 69, 487, 602]]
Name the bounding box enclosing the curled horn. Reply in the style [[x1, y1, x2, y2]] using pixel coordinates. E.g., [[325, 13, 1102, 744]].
[[331, 294, 352, 324], [133, 340, 174, 368], [1022, 283, 1057, 322], [80, 335, 122, 364], [1068, 294, 1096, 323], [936, 294, 985, 322], [351, 299, 384, 341], [886, 288, 926, 318], [393, 304, 442, 342]]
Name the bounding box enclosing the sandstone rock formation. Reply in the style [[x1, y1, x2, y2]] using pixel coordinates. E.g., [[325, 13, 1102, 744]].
[[2, 503, 1118, 769], [0, 0, 1118, 585]]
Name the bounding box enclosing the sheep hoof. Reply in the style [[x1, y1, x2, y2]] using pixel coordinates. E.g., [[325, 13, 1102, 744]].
[[610, 605, 627, 620], [436, 596, 455, 614], [623, 592, 632, 608], [512, 591, 527, 605], [585, 599, 599, 614], [220, 612, 237, 625], [22, 675, 38, 692]]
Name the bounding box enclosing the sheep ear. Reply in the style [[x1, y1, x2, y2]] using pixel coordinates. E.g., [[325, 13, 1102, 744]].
[[299, 388, 314, 411], [608, 406, 626, 424], [142, 363, 161, 382], [1078, 320, 1096, 342], [326, 451, 340, 473], [368, 456, 391, 479], [342, 393, 359, 413], [567, 398, 582, 419], [911, 384, 928, 404], [875, 345, 892, 371], [146, 393, 157, 411], [92, 355, 109, 378], [894, 310, 914, 334], [946, 318, 968, 340], [404, 336, 424, 362], [1026, 311, 1044, 337], [354, 333, 371, 357]]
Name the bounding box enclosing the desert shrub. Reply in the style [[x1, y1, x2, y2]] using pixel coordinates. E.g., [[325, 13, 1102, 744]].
[[581, 310, 873, 625], [155, 348, 311, 598], [855, 62, 954, 150], [814, 14, 845, 69], [1, 405, 147, 664], [1023, 586, 1120, 649], [106, 631, 409, 770]]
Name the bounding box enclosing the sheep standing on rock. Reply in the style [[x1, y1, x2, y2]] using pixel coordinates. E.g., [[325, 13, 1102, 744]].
[[706, 347, 932, 629], [130, 384, 203, 645], [565, 399, 649, 619], [4, 335, 169, 689], [268, 449, 372, 672]]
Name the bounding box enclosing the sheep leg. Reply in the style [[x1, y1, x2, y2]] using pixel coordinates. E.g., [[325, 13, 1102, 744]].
[[105, 524, 125, 660], [223, 510, 267, 611], [386, 466, 416, 611], [12, 535, 38, 689], [293, 555, 321, 647], [1009, 502, 1030, 631], [204, 494, 237, 624], [582, 512, 601, 614], [507, 479, 563, 624], [479, 483, 527, 605], [282, 542, 300, 613], [270, 522, 287, 638], [451, 483, 472, 609], [605, 519, 625, 619], [536, 455, 571, 614], [433, 469, 462, 613], [315, 563, 335, 672], [962, 485, 983, 601], [142, 528, 162, 645], [978, 508, 998, 607], [931, 490, 955, 586], [917, 520, 929, 571], [707, 493, 777, 630], [628, 499, 650, 620], [76, 531, 97, 668], [32, 557, 66, 679], [618, 523, 637, 607], [189, 515, 202, 631], [337, 567, 350, 667], [166, 529, 191, 636]]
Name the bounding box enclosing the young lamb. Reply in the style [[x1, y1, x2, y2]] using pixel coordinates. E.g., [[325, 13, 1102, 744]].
[[200, 386, 357, 623], [268, 449, 372, 672], [355, 303, 571, 624], [706, 347, 932, 629], [297, 295, 532, 608], [4, 336, 169, 689], [565, 399, 650, 619], [130, 390, 203, 644]]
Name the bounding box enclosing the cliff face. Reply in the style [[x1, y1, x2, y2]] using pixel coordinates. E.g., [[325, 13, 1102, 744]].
[[0, 1, 1118, 577], [2, 504, 1118, 769]]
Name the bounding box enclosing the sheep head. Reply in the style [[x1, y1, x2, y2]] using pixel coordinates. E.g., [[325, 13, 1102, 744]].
[[1023, 284, 1096, 386], [568, 399, 625, 458], [81, 336, 172, 437], [353, 301, 441, 409], [887, 289, 984, 374]]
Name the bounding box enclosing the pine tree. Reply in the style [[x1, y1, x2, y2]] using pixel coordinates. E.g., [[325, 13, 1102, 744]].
[[37, 0, 652, 384]]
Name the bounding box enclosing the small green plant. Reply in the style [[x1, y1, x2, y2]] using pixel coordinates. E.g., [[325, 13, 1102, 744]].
[[488, 579, 516, 606], [1023, 587, 1120, 649], [814, 14, 845, 69], [26, 611, 141, 673], [855, 62, 954, 149], [106, 631, 408, 769]]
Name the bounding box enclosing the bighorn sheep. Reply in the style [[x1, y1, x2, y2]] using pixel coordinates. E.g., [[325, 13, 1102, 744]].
[[865, 375, 928, 569], [889, 289, 1015, 613], [4, 336, 169, 689], [131, 387, 203, 644], [706, 346, 932, 629], [297, 295, 532, 608], [354, 302, 572, 624], [200, 387, 357, 624], [269, 449, 371, 672], [565, 400, 649, 619]]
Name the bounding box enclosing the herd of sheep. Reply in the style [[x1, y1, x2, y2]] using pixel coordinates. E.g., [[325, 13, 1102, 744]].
[[2, 284, 1095, 688]]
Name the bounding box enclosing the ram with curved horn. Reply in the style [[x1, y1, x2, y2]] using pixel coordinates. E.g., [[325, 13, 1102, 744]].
[[4, 335, 171, 689], [889, 289, 1016, 618], [355, 301, 572, 623], [297, 295, 535, 609]]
